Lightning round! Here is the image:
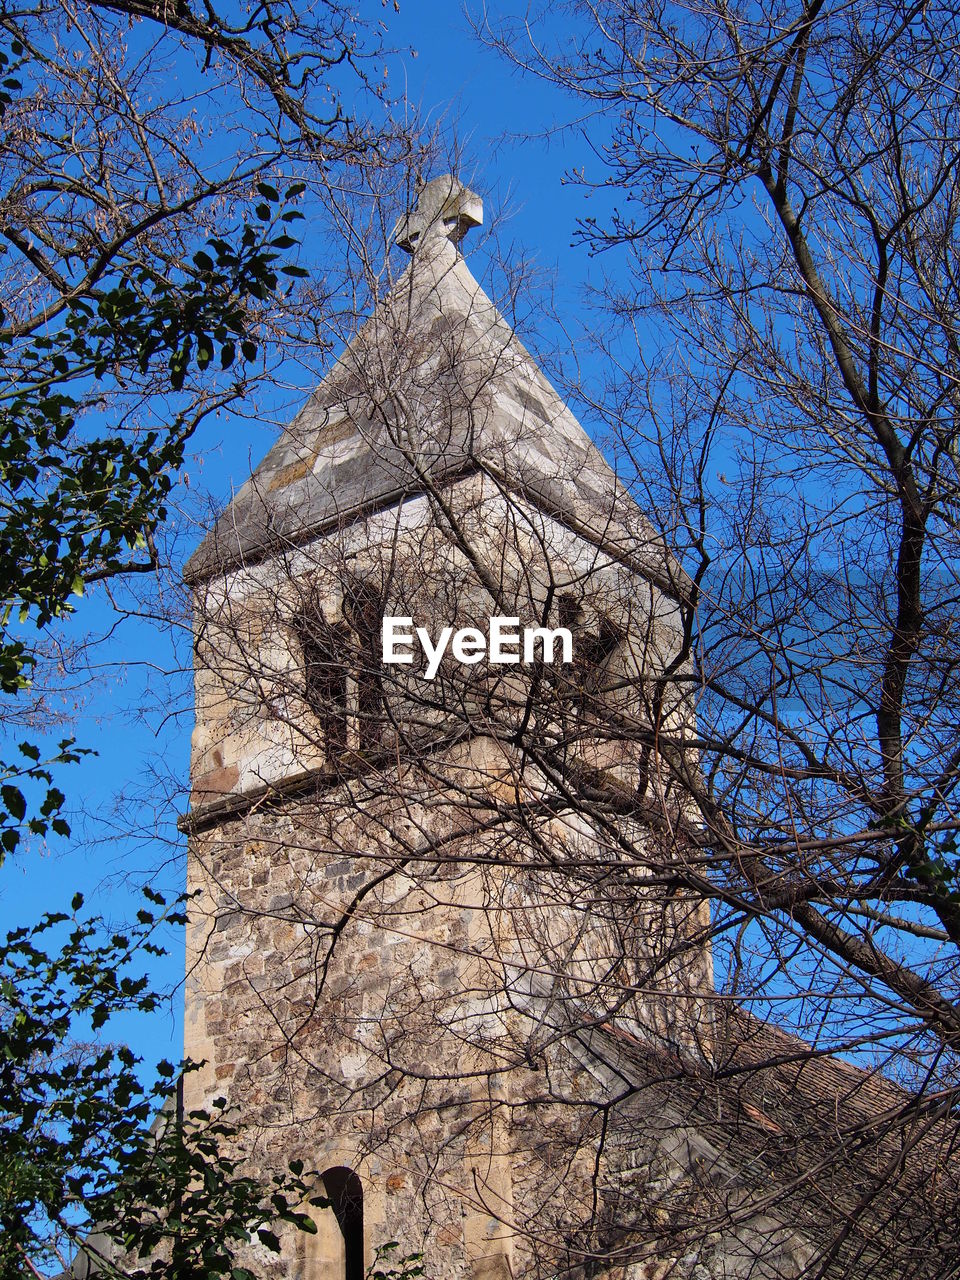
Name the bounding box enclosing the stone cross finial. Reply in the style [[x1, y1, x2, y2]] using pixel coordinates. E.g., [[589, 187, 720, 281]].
[[394, 175, 483, 255]]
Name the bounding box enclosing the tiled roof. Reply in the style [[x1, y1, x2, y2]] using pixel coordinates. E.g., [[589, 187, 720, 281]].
[[580, 1010, 960, 1278]]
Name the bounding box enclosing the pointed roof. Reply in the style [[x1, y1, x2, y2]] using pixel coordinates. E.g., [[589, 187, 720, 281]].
[[184, 178, 681, 595]]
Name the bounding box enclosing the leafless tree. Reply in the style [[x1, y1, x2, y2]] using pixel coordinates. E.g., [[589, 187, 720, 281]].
[[0, 4, 431, 1274], [451, 0, 960, 1268], [180, 158, 960, 1280]]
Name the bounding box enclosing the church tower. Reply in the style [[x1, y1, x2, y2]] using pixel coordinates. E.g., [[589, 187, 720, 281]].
[[180, 177, 713, 1280]]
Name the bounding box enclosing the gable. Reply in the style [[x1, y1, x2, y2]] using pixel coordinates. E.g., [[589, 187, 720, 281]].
[[183, 238, 682, 600]]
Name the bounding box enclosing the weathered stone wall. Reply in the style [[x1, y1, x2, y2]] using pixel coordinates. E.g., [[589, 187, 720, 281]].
[[188, 476, 691, 805], [184, 792, 586, 1278], [183, 468, 713, 1280]]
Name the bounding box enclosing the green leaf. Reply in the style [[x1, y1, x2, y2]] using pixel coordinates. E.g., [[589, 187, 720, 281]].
[[2, 784, 26, 821]]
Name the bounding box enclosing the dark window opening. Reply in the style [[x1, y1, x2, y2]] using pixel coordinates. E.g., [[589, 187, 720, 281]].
[[557, 594, 582, 632], [294, 613, 350, 752], [293, 580, 385, 759], [321, 1166, 364, 1280], [553, 596, 623, 720], [342, 578, 384, 751], [577, 617, 622, 700], [576, 619, 623, 716]]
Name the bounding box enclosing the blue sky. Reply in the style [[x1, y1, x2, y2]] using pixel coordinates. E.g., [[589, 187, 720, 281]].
[[3, 0, 941, 1109], [0, 2, 630, 1073]]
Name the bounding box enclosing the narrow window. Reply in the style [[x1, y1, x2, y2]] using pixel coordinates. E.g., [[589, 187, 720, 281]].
[[557, 595, 581, 633], [294, 612, 350, 752], [321, 1166, 364, 1280], [342, 577, 384, 752], [553, 596, 622, 720], [575, 616, 622, 713], [293, 581, 384, 761]]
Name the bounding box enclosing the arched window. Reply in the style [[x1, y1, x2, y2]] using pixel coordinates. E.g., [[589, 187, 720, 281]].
[[321, 1166, 364, 1280], [341, 576, 384, 751], [294, 612, 350, 751], [553, 596, 623, 721], [294, 580, 384, 761]]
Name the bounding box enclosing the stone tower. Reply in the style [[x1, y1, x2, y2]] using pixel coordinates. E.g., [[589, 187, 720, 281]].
[[180, 177, 713, 1280]]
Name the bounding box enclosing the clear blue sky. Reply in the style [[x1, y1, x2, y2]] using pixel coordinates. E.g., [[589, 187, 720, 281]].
[[0, 2, 630, 1072]]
